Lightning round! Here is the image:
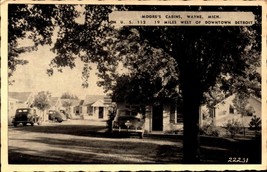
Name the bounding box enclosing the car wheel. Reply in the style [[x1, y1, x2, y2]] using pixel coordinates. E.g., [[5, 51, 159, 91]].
[[23, 123, 27, 126], [52, 117, 57, 122], [13, 123, 17, 127], [55, 118, 58, 122], [37, 120, 42, 125]]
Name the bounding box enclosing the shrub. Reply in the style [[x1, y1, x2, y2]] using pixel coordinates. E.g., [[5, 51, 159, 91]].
[[249, 115, 261, 132], [200, 123, 220, 137], [223, 118, 242, 138], [164, 123, 183, 135], [164, 129, 182, 135]]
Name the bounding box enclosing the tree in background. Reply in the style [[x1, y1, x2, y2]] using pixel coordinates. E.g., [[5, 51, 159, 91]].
[[249, 115, 261, 134], [8, 4, 261, 163], [8, 5, 61, 83], [61, 100, 72, 118], [32, 91, 51, 121], [110, 45, 180, 105], [232, 93, 256, 136], [61, 92, 79, 99], [60, 92, 79, 118]]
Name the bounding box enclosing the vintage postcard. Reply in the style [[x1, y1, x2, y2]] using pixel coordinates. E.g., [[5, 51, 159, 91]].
[[1, 0, 266, 171]]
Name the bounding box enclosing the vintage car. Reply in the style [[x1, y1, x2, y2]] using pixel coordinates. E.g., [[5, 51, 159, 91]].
[[59, 109, 71, 119], [48, 110, 65, 123], [112, 109, 145, 139], [12, 108, 42, 127]]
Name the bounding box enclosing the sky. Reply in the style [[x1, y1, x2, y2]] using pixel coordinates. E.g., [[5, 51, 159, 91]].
[[8, 6, 107, 99], [8, 7, 116, 100], [9, 44, 105, 99]]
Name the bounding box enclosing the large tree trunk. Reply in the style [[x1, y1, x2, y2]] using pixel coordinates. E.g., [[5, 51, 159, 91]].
[[180, 62, 202, 163], [182, 95, 201, 163]]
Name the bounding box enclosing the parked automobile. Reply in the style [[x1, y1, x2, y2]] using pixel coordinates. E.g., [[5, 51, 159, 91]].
[[12, 108, 42, 127], [59, 109, 70, 119], [48, 110, 64, 123], [112, 109, 145, 139]]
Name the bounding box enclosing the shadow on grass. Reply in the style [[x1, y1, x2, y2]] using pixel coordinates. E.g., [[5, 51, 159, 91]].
[[9, 124, 110, 138], [200, 135, 261, 164], [8, 125, 261, 164], [9, 135, 183, 164]]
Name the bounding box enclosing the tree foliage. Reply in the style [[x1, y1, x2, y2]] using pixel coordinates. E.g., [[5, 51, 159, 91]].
[[9, 5, 261, 99], [61, 100, 73, 117], [8, 5, 59, 80], [223, 118, 243, 138], [232, 93, 255, 116], [249, 115, 261, 131], [32, 91, 51, 111], [110, 40, 180, 104], [61, 92, 78, 99], [110, 6, 261, 162]]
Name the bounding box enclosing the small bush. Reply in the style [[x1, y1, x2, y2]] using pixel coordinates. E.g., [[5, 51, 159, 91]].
[[164, 129, 182, 135], [249, 115, 261, 132], [223, 118, 242, 138], [200, 123, 220, 137]]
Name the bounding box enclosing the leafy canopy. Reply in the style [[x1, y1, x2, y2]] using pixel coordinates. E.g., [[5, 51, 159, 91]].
[[9, 5, 261, 104], [32, 91, 51, 111], [61, 92, 79, 99]]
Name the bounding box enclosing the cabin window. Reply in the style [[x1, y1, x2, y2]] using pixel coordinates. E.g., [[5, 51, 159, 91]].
[[177, 113, 183, 123], [170, 104, 183, 124], [246, 106, 255, 116], [87, 106, 93, 116], [170, 105, 176, 123], [229, 105, 235, 114]]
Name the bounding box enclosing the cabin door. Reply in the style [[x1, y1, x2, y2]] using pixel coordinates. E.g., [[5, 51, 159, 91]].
[[152, 104, 163, 131], [98, 107, 104, 119]]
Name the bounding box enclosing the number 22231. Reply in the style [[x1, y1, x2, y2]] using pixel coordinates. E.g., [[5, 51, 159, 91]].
[[228, 157, 248, 163]]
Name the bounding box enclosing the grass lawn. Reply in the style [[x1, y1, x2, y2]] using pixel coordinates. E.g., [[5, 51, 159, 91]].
[[8, 123, 262, 164], [199, 127, 261, 164]]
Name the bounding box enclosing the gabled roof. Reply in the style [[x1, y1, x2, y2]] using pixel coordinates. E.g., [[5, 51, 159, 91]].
[[249, 95, 261, 103], [214, 94, 234, 108], [91, 99, 104, 107], [9, 92, 33, 103], [49, 97, 60, 106], [60, 99, 82, 106], [72, 99, 82, 106], [83, 95, 105, 106], [214, 94, 261, 108]]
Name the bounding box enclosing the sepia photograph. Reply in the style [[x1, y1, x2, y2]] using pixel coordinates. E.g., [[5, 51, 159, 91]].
[[1, 0, 266, 171]]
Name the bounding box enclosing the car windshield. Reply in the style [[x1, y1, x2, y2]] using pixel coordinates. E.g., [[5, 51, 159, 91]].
[[117, 109, 142, 119], [17, 109, 29, 113], [119, 109, 139, 115]]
